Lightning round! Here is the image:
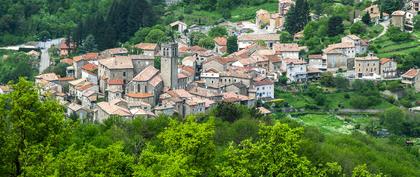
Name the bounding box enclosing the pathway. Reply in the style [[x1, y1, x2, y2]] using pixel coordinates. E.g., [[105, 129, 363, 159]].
[[369, 20, 390, 42]]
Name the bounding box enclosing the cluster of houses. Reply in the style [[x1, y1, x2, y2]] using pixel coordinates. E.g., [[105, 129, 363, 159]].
[[15, 0, 419, 122], [363, 1, 419, 32]]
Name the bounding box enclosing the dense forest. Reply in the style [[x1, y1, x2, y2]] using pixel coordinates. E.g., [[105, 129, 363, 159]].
[[0, 0, 165, 47], [1, 79, 419, 176]]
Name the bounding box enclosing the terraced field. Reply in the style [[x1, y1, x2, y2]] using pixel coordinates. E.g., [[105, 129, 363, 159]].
[[374, 32, 420, 58]]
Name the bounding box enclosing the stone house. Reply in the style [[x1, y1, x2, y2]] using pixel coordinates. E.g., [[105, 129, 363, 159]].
[[125, 93, 155, 107], [73, 53, 99, 78], [188, 86, 223, 101], [364, 4, 389, 23], [308, 54, 327, 71], [380, 58, 398, 79], [322, 42, 356, 71], [67, 103, 88, 119], [94, 101, 132, 122], [341, 35, 368, 55], [354, 55, 380, 79], [214, 37, 227, 55], [130, 55, 155, 75], [107, 79, 124, 102], [98, 56, 134, 93], [273, 43, 300, 59], [81, 63, 98, 85], [254, 78, 274, 99], [126, 65, 163, 106], [200, 70, 220, 88], [225, 82, 248, 96], [401, 69, 420, 91], [222, 92, 256, 107], [281, 58, 307, 83], [202, 56, 237, 73], [238, 33, 280, 49], [81, 90, 97, 109], [219, 70, 253, 87], [100, 48, 128, 58], [135, 43, 160, 57], [170, 21, 188, 34]]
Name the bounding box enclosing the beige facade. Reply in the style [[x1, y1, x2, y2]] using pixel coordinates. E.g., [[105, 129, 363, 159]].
[[355, 56, 380, 79]]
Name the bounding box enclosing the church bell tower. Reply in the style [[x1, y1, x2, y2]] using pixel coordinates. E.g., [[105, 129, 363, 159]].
[[161, 42, 178, 89]]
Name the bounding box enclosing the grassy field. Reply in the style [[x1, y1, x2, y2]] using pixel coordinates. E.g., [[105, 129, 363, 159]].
[[295, 114, 374, 134], [276, 90, 396, 110], [373, 32, 420, 58]]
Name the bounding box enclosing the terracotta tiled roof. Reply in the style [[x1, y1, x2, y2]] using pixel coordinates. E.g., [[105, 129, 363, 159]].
[[258, 107, 271, 114], [132, 65, 159, 82], [97, 102, 131, 116], [267, 55, 281, 63], [36, 73, 59, 81], [402, 69, 419, 78], [108, 79, 124, 85], [103, 48, 128, 55], [282, 58, 307, 65], [73, 53, 99, 62], [308, 54, 323, 59], [238, 33, 280, 41], [355, 55, 379, 61], [149, 75, 163, 87], [380, 58, 393, 65], [58, 77, 75, 81], [178, 73, 188, 79], [214, 37, 227, 46], [323, 42, 355, 53], [81, 63, 98, 72], [392, 10, 406, 16], [273, 43, 300, 52], [135, 43, 158, 50], [99, 56, 133, 69], [254, 79, 274, 86], [60, 58, 74, 65], [76, 82, 94, 91], [204, 56, 238, 65], [168, 89, 193, 99], [126, 93, 153, 98]]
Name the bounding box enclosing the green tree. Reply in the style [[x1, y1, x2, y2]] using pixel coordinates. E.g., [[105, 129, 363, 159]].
[[352, 164, 384, 177], [362, 13, 371, 25], [327, 16, 344, 36], [285, 0, 310, 34], [190, 32, 207, 46], [414, 15, 420, 31], [218, 122, 320, 176], [135, 117, 216, 176], [380, 0, 404, 14], [280, 31, 293, 43], [380, 107, 406, 135], [198, 37, 215, 49], [226, 35, 238, 54], [208, 26, 227, 38], [79, 34, 98, 53], [350, 21, 367, 35], [0, 78, 66, 176], [387, 26, 411, 42], [145, 29, 166, 43]]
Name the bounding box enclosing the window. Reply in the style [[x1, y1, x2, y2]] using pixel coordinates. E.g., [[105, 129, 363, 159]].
[[123, 72, 126, 77]]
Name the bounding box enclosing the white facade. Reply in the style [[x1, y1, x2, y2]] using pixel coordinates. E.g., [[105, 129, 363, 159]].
[[81, 70, 98, 85], [256, 84, 274, 99]]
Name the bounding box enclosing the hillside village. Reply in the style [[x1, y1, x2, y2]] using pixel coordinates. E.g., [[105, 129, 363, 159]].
[[1, 0, 420, 176], [23, 0, 420, 122]]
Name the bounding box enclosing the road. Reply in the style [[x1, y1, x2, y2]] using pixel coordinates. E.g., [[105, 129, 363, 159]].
[[38, 38, 63, 73], [369, 20, 390, 42], [0, 38, 63, 73]]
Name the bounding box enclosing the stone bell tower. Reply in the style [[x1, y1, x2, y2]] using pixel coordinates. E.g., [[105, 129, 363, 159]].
[[160, 42, 178, 89]]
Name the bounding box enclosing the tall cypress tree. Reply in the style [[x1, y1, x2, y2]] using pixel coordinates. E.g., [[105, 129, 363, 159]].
[[285, 0, 310, 34], [127, 0, 146, 37]]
